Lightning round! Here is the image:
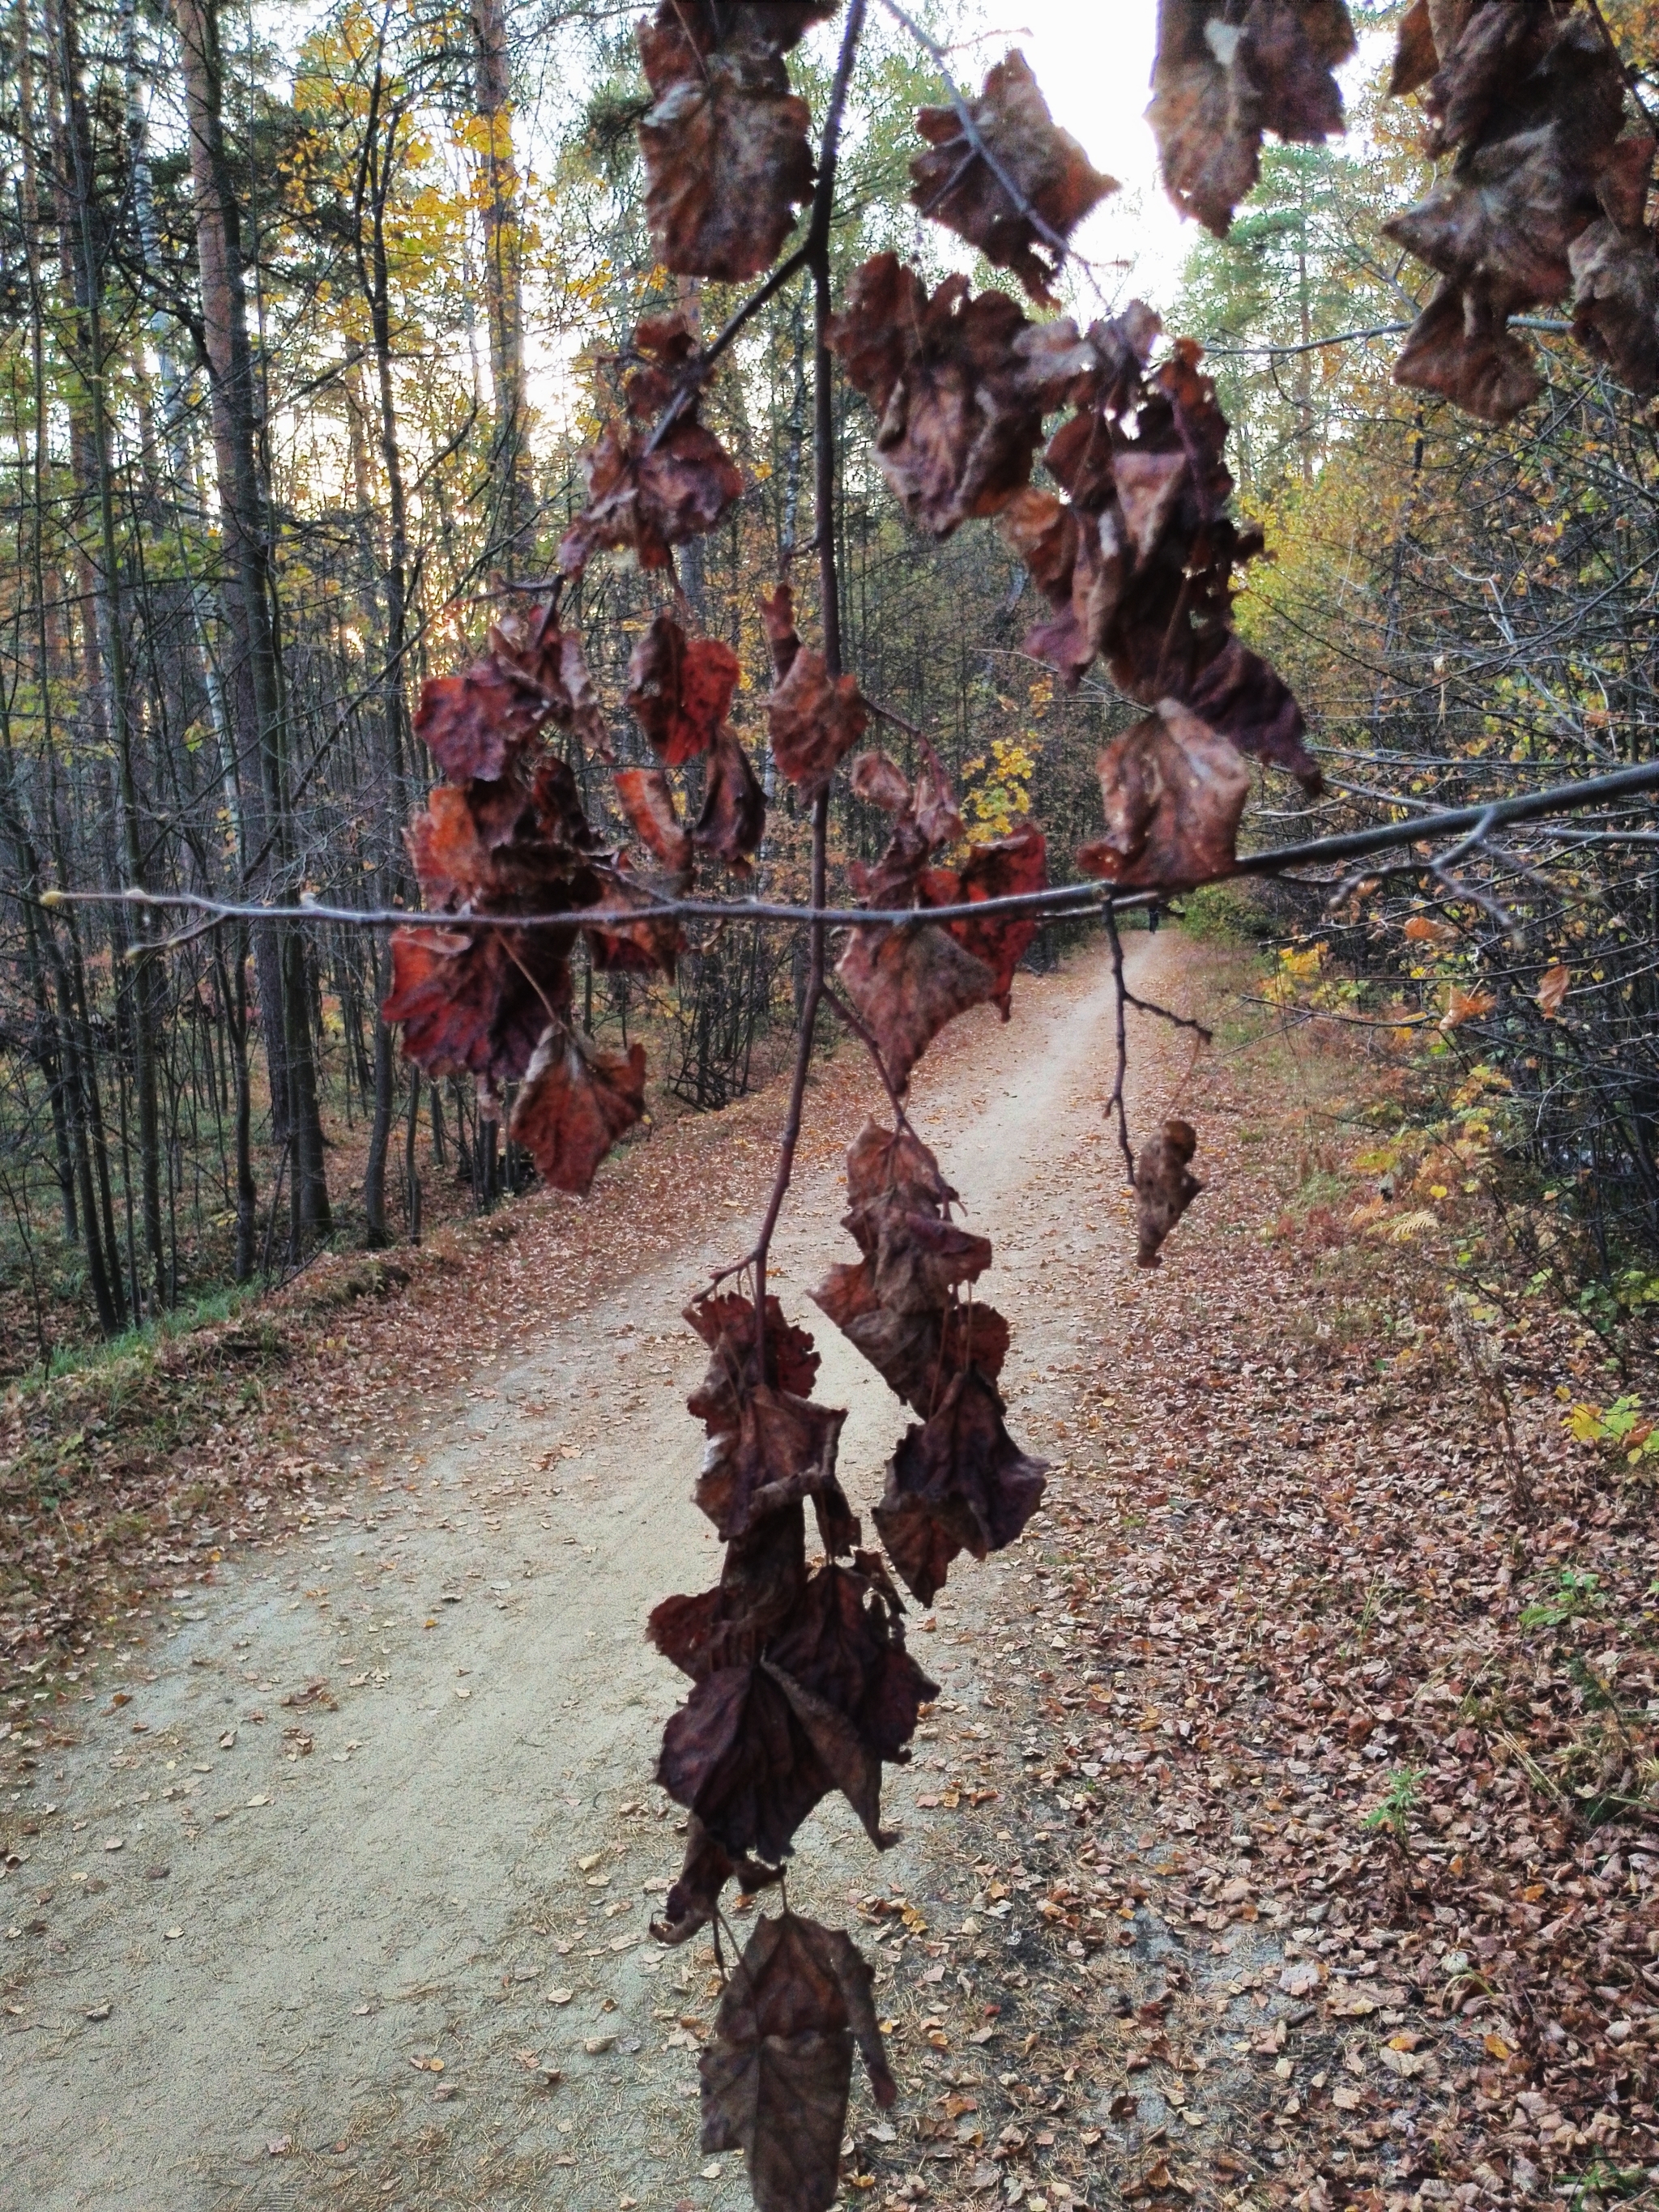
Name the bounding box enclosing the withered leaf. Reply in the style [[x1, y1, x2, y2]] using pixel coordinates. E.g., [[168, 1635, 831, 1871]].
[[383, 924, 571, 1090], [827, 255, 1085, 537], [638, 0, 816, 283], [761, 582, 801, 684], [626, 615, 741, 764], [928, 824, 1048, 1017], [1382, 11, 1627, 422], [582, 876, 684, 980], [1390, 0, 1439, 100], [910, 49, 1116, 306], [767, 1561, 937, 1767], [1392, 280, 1542, 423], [695, 732, 767, 876], [416, 661, 548, 785], [845, 1118, 957, 1212], [701, 1914, 895, 2212], [766, 648, 869, 791], [507, 1027, 647, 1196], [559, 414, 744, 576], [850, 751, 913, 815], [1006, 324, 1321, 788], [650, 1815, 781, 1949], [1149, 0, 1356, 237], [1076, 702, 1250, 894], [837, 922, 995, 1095], [873, 1367, 1048, 1606], [696, 1387, 847, 1546], [1537, 962, 1572, 1021], [488, 607, 612, 760], [615, 765, 692, 879], [1136, 1117, 1204, 1268], [686, 1292, 822, 1405], [659, 1663, 835, 1864]]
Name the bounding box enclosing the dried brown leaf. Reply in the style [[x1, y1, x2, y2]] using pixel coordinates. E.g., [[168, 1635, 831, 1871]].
[[507, 1028, 647, 1196], [766, 648, 869, 791], [1135, 1116, 1204, 1268], [694, 733, 767, 876], [873, 1367, 1048, 1605], [626, 616, 741, 765], [1076, 702, 1250, 894], [910, 49, 1116, 306], [700, 1914, 895, 2212], [836, 922, 996, 1095], [638, 0, 817, 283]]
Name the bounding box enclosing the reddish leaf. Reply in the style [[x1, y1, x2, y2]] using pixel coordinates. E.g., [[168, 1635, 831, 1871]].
[[1382, 11, 1627, 422], [767, 1560, 937, 1766], [651, 1815, 781, 1948], [638, 0, 817, 283], [849, 751, 913, 815], [1149, 0, 1356, 238], [826, 255, 1089, 537], [562, 415, 745, 576], [910, 50, 1116, 306], [873, 1367, 1048, 1606], [614, 766, 691, 878], [837, 923, 994, 1095], [1136, 1116, 1205, 1268], [929, 825, 1047, 1016], [582, 876, 684, 979], [1571, 139, 1659, 395], [766, 648, 869, 791], [488, 607, 612, 760], [657, 1663, 836, 1864], [700, 1914, 895, 2212], [1391, 280, 1542, 423], [1389, 0, 1439, 100], [506, 1028, 646, 1196], [626, 616, 741, 765], [382, 923, 571, 1090], [1076, 702, 1251, 894], [695, 732, 767, 876], [415, 662, 548, 784], [845, 1118, 957, 1212], [761, 582, 801, 684], [686, 1292, 823, 1405], [1004, 322, 1321, 788], [695, 1387, 847, 1546]]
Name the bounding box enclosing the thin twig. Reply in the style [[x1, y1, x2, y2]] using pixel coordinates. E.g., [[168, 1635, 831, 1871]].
[[1103, 907, 1136, 1187]]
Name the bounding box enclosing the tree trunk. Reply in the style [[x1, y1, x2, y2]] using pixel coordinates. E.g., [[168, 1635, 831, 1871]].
[[173, 0, 331, 1241], [469, 0, 532, 571], [50, 0, 170, 1311]]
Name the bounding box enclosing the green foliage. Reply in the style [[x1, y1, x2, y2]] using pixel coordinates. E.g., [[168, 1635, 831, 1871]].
[[1362, 1763, 1423, 1846], [1520, 1567, 1606, 1634]]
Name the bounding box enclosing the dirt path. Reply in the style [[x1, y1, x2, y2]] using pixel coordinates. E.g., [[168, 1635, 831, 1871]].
[[1, 937, 1222, 2212]]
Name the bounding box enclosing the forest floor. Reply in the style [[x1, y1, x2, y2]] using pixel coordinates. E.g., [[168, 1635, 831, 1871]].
[[2, 931, 1656, 2212]]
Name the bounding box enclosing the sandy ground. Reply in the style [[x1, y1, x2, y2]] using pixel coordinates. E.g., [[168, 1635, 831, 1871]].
[[2, 937, 1210, 2212]]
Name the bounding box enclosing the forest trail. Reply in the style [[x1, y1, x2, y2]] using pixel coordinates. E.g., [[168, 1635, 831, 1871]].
[[2, 935, 1190, 2212]]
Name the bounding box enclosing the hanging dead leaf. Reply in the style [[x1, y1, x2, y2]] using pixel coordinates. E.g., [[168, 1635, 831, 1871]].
[[910, 50, 1116, 306], [507, 1028, 647, 1195], [416, 661, 550, 784], [694, 733, 767, 875], [488, 607, 613, 759], [1382, 11, 1627, 422], [383, 923, 573, 1090], [1076, 702, 1250, 894], [626, 616, 741, 765], [701, 1914, 895, 2212], [873, 1367, 1048, 1605], [767, 650, 869, 791], [1441, 983, 1498, 1031], [1537, 963, 1572, 1021], [615, 766, 692, 879], [637, 0, 817, 283], [657, 1662, 838, 1865], [924, 825, 1048, 1017], [1149, 0, 1356, 237], [695, 1387, 847, 1546], [652, 1815, 783, 1947], [836, 923, 996, 1095], [826, 255, 1090, 537], [1135, 1118, 1204, 1268], [582, 876, 684, 980], [761, 582, 802, 684]]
